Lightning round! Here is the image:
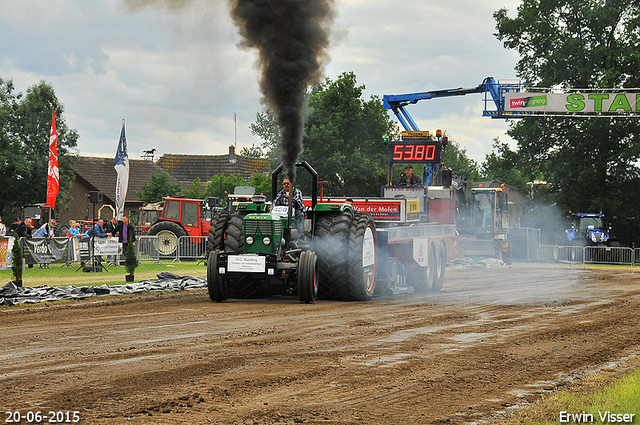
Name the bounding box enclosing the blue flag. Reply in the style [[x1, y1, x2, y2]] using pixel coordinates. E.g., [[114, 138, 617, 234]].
[[114, 120, 129, 220]]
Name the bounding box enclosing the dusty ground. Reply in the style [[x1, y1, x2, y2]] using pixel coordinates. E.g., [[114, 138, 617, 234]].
[[2, 264, 640, 424]]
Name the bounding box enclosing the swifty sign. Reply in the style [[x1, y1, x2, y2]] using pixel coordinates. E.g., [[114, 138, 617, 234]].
[[505, 92, 640, 115]]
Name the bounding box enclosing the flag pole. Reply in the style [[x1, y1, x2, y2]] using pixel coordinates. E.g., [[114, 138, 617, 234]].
[[114, 119, 129, 221]]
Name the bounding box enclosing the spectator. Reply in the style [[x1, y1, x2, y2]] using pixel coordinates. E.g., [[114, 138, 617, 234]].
[[104, 217, 117, 235], [0, 215, 5, 236], [33, 219, 56, 238], [67, 220, 88, 239], [92, 218, 112, 238], [15, 218, 34, 239], [113, 216, 136, 260]]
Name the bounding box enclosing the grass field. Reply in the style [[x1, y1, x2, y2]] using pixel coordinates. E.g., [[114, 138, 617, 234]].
[[0, 260, 208, 288], [497, 356, 640, 424]]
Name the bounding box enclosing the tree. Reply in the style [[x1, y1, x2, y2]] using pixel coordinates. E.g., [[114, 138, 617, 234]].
[[299, 72, 399, 197], [11, 236, 23, 287], [441, 134, 481, 183], [183, 177, 205, 199], [0, 78, 79, 220], [493, 1, 640, 226], [203, 174, 246, 205], [135, 172, 182, 203], [239, 144, 265, 158], [249, 111, 280, 167], [480, 138, 530, 193], [249, 173, 271, 197], [124, 240, 139, 278]]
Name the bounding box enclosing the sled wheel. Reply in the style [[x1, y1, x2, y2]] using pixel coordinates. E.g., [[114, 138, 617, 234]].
[[298, 251, 318, 304], [431, 241, 446, 292]]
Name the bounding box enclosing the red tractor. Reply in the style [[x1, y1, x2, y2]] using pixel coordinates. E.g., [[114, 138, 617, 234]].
[[146, 197, 213, 257]]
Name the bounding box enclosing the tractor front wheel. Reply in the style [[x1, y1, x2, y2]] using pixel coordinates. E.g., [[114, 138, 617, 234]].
[[207, 250, 226, 302]]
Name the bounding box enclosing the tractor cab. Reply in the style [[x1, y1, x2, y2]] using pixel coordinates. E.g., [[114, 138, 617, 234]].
[[565, 212, 616, 246], [469, 187, 509, 238]]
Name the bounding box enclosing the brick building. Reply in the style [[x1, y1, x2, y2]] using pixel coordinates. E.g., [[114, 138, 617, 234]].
[[156, 146, 270, 190], [61, 157, 179, 224], [62, 146, 270, 225]]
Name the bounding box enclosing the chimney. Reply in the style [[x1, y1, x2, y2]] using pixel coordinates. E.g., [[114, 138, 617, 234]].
[[229, 145, 237, 164]]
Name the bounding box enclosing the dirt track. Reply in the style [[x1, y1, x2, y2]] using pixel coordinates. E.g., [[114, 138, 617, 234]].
[[2, 264, 640, 424]]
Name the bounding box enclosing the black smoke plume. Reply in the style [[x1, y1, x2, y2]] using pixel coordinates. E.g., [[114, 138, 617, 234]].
[[229, 0, 335, 182]]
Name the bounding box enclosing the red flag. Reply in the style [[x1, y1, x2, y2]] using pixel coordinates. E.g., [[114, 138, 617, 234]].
[[46, 109, 59, 209]]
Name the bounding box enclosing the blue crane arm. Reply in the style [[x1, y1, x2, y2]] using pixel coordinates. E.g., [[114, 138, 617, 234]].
[[382, 77, 508, 131]]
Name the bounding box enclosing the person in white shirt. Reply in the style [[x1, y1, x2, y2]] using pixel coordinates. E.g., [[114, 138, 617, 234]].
[[0, 215, 6, 236]]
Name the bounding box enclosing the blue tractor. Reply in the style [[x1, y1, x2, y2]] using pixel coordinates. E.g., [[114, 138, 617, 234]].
[[565, 212, 619, 247]]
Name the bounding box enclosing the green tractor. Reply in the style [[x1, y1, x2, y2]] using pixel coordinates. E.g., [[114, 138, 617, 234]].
[[206, 161, 378, 303]]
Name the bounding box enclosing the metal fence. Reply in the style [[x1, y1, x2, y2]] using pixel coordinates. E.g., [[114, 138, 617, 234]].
[[177, 236, 208, 262], [135, 235, 208, 263], [538, 245, 637, 265], [509, 227, 541, 261]]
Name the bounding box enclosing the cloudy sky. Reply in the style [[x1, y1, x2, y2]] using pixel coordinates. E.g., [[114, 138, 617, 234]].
[[0, 0, 521, 164]]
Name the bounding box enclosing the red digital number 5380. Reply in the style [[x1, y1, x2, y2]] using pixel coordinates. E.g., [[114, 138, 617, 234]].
[[392, 143, 436, 161]]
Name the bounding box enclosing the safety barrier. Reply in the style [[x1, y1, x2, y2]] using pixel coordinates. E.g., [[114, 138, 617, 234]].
[[134, 235, 208, 263], [538, 245, 636, 265], [584, 246, 634, 265], [135, 235, 163, 264], [177, 236, 208, 262]]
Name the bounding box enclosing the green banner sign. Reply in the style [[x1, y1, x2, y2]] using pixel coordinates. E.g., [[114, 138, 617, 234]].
[[505, 92, 640, 114]]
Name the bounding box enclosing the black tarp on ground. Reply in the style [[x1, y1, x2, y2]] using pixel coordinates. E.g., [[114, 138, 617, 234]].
[[0, 272, 206, 306]]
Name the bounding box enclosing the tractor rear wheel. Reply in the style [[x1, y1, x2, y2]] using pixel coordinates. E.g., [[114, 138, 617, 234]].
[[347, 213, 377, 301], [53, 221, 69, 238], [206, 211, 230, 261], [408, 264, 430, 292], [147, 221, 186, 257], [297, 251, 318, 303], [207, 250, 226, 302], [224, 212, 246, 254], [314, 212, 352, 300]]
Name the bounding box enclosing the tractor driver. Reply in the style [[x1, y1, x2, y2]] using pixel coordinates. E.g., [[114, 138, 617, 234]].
[[274, 178, 305, 235], [399, 164, 423, 186]]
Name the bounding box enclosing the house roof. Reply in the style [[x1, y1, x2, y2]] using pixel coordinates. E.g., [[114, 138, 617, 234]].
[[156, 146, 270, 184], [72, 156, 179, 204]]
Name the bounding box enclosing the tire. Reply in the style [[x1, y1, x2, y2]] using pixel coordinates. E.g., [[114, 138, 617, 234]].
[[224, 212, 246, 254], [347, 213, 377, 301], [53, 221, 70, 238], [207, 250, 226, 302], [427, 242, 437, 291], [227, 275, 268, 299], [408, 264, 431, 292], [298, 251, 318, 303], [431, 241, 446, 292], [314, 212, 352, 300], [222, 212, 267, 299], [206, 211, 231, 260], [147, 221, 187, 257]]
